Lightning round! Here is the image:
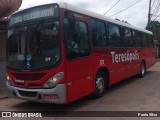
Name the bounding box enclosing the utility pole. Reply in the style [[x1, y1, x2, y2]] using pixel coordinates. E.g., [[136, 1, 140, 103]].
[[148, 0, 152, 24]]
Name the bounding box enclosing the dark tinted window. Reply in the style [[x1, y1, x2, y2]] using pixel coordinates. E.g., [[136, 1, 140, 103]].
[[148, 34, 154, 47], [91, 19, 107, 47], [123, 28, 133, 47], [7, 21, 61, 70], [63, 18, 90, 59], [108, 23, 121, 47], [132, 31, 141, 47], [141, 33, 148, 47]]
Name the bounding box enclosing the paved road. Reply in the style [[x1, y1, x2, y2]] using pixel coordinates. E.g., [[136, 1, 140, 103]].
[[0, 62, 160, 120]]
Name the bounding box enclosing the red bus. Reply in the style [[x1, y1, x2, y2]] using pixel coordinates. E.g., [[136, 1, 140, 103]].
[[6, 2, 156, 104]]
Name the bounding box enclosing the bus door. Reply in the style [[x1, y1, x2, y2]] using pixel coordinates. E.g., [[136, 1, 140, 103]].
[[63, 18, 93, 102]]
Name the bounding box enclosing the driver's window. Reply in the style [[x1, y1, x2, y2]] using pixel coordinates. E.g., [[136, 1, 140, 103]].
[[63, 18, 90, 60]]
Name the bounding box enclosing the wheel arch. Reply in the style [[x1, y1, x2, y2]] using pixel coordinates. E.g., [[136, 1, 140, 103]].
[[139, 59, 146, 78], [142, 59, 146, 65], [96, 66, 110, 87], [141, 59, 146, 68]]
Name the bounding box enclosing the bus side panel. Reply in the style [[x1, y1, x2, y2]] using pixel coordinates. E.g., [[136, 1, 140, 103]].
[[108, 49, 126, 84], [65, 58, 94, 103], [146, 48, 156, 69], [66, 77, 93, 103], [91, 49, 126, 86], [122, 48, 137, 79], [108, 48, 141, 84], [129, 48, 147, 77]]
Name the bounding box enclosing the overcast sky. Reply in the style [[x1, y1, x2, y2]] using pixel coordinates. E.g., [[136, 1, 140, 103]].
[[19, 0, 150, 29]]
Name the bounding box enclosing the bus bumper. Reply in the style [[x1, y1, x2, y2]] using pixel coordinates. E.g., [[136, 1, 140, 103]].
[[6, 82, 66, 104]]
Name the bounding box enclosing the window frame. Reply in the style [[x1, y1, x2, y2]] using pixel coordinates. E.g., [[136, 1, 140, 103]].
[[140, 32, 148, 48], [107, 22, 122, 48], [122, 27, 134, 47], [63, 17, 91, 60], [147, 34, 154, 48], [132, 30, 142, 48], [90, 18, 108, 48]]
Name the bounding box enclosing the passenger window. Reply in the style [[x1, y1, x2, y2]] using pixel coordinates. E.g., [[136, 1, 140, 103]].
[[123, 28, 133, 47], [147, 34, 154, 47], [108, 23, 121, 47], [91, 19, 107, 47], [132, 31, 141, 47], [141, 33, 148, 47], [63, 18, 90, 60]]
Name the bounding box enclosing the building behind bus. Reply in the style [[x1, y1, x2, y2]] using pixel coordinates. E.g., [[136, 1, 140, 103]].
[[0, 0, 22, 87]]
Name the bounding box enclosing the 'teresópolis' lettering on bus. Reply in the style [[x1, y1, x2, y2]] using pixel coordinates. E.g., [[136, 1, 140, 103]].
[[111, 51, 139, 63]]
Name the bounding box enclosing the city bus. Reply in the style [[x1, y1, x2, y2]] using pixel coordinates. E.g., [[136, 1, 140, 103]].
[[6, 2, 156, 104]]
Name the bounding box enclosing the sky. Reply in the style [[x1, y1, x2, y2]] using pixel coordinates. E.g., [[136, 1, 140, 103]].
[[19, 0, 150, 29]]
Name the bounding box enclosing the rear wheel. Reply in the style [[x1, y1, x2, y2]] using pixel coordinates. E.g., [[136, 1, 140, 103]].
[[139, 61, 146, 78], [92, 71, 106, 98]]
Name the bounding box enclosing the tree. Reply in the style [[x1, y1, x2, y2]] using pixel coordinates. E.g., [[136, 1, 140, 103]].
[[146, 21, 160, 41]]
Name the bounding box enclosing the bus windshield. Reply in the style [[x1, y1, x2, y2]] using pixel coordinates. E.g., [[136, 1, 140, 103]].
[[7, 20, 61, 70]]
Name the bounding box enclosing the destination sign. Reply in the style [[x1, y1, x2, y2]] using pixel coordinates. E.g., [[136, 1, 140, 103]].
[[9, 4, 59, 26]]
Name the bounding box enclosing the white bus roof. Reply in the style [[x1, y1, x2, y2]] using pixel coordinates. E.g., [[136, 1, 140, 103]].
[[58, 2, 152, 35], [13, 2, 152, 35]]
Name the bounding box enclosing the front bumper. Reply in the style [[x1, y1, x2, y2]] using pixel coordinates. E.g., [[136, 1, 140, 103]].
[[6, 82, 66, 104]]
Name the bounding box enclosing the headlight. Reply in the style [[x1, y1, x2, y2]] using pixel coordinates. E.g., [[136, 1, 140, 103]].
[[6, 73, 14, 86], [43, 72, 64, 89]]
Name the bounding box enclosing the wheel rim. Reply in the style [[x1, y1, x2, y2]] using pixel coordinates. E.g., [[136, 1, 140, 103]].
[[96, 77, 104, 94], [141, 64, 145, 75]]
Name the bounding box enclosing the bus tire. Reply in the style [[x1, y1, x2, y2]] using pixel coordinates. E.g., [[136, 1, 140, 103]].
[[92, 71, 106, 98], [139, 61, 146, 78]]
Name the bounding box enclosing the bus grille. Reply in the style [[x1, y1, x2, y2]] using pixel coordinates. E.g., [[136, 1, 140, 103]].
[[18, 90, 37, 98], [16, 82, 41, 88], [12, 73, 46, 80]]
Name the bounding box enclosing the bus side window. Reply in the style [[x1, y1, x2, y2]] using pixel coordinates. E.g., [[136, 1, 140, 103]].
[[140, 33, 148, 47], [132, 31, 141, 47], [108, 23, 121, 47], [90, 19, 107, 48], [75, 22, 89, 49], [122, 28, 133, 47], [148, 34, 154, 47], [63, 18, 90, 60]]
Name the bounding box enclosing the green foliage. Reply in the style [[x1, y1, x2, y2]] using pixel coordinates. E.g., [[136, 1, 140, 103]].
[[146, 21, 160, 41]]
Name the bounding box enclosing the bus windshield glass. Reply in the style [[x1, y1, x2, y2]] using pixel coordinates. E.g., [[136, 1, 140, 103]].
[[7, 20, 61, 70]]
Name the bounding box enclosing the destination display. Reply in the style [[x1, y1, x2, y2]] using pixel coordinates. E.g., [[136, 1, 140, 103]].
[[9, 4, 59, 26]]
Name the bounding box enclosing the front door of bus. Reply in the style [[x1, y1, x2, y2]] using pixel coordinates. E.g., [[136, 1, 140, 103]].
[[65, 53, 93, 102], [64, 19, 93, 102]]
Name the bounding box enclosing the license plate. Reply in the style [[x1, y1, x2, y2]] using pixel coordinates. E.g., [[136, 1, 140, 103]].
[[43, 94, 58, 101]]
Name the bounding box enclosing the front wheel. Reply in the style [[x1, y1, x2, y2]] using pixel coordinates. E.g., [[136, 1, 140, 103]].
[[139, 62, 146, 78], [92, 71, 106, 98]]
